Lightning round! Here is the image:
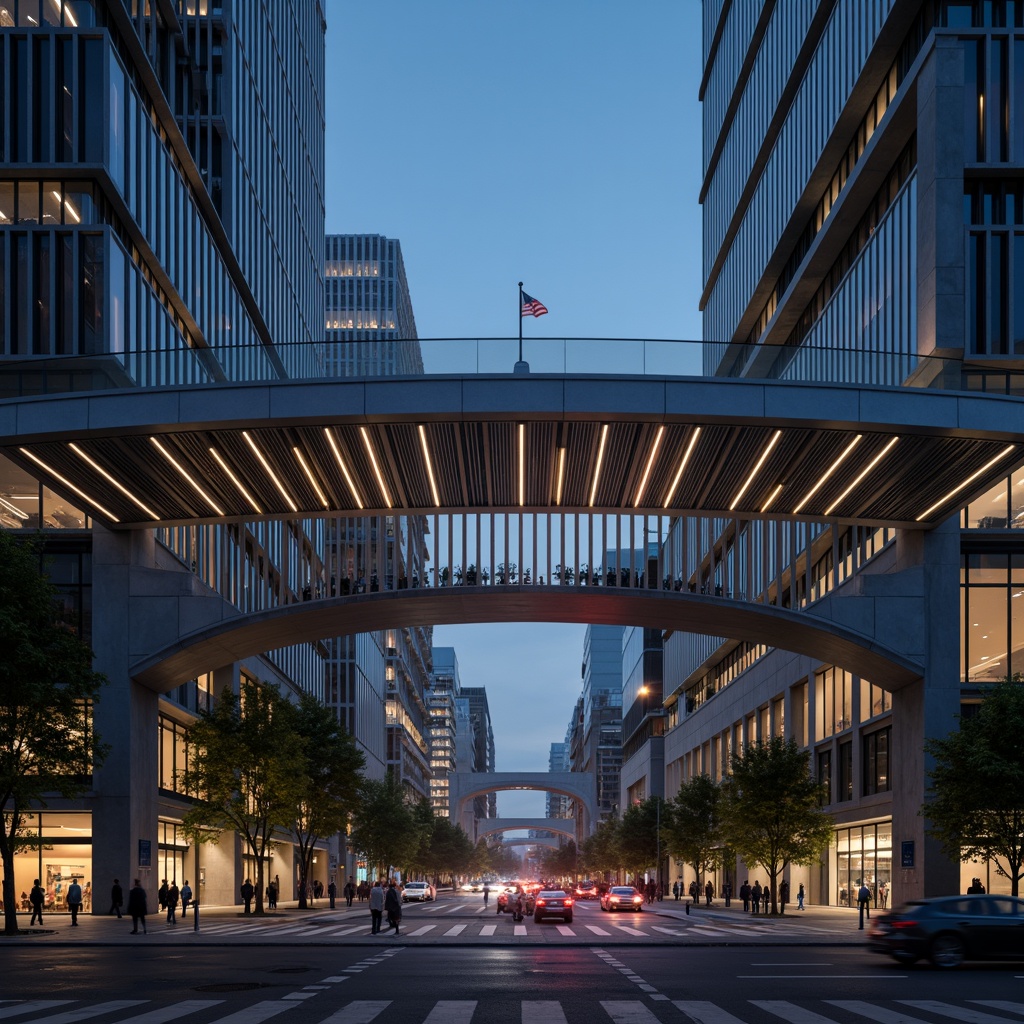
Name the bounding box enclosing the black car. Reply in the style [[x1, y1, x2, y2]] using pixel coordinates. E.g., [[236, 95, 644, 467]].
[[533, 890, 574, 924], [868, 894, 1024, 968]]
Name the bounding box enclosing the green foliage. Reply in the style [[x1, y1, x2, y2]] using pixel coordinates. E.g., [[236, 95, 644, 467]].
[[182, 678, 305, 913], [924, 678, 1024, 896], [540, 838, 578, 880], [0, 532, 108, 935], [618, 798, 665, 883], [663, 774, 722, 886], [417, 814, 474, 884], [579, 816, 621, 878], [347, 770, 422, 878], [720, 737, 833, 913]]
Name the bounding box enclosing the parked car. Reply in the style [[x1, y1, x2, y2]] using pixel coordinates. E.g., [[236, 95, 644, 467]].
[[600, 886, 644, 912], [533, 890, 574, 924], [497, 885, 535, 915], [868, 894, 1024, 968], [401, 881, 436, 902]]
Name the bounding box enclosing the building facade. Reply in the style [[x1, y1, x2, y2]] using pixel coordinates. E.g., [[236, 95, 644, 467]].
[[429, 646, 462, 817], [460, 686, 497, 824]]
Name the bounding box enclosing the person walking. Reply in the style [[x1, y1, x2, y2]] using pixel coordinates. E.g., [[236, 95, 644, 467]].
[[180, 880, 193, 916], [740, 880, 750, 912], [29, 879, 45, 926], [108, 878, 124, 918], [267, 879, 278, 909], [672, 879, 681, 901], [723, 880, 732, 907], [240, 878, 254, 914], [127, 879, 148, 934], [166, 880, 179, 925], [762, 884, 770, 914], [857, 881, 872, 929], [369, 880, 385, 934], [797, 882, 805, 910], [66, 878, 83, 926], [483, 882, 490, 906], [344, 875, 356, 907], [779, 879, 790, 915], [704, 880, 714, 907], [327, 879, 337, 909], [384, 880, 402, 935], [750, 880, 762, 915], [158, 879, 168, 913]]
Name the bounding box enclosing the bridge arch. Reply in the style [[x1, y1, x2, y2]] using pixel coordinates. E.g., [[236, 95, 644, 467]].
[[477, 819, 576, 842]]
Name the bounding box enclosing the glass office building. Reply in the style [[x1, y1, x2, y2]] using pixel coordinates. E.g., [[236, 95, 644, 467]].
[[664, 0, 1024, 905]]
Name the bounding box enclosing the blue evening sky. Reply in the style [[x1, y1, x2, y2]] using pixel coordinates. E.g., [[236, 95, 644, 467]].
[[324, 1, 704, 822]]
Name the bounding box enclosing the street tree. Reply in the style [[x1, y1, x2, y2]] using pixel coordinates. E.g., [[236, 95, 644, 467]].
[[347, 770, 421, 878], [720, 737, 833, 914], [663, 774, 722, 890], [420, 815, 473, 887], [181, 678, 305, 915], [924, 677, 1024, 895], [579, 816, 621, 880], [291, 692, 365, 909], [0, 532, 109, 936], [618, 798, 665, 885]]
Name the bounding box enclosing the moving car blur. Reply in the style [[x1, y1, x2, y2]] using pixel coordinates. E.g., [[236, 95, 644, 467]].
[[600, 886, 644, 912]]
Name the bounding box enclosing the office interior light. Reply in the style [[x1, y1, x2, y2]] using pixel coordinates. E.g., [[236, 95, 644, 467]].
[[68, 442, 159, 519], [730, 429, 782, 510], [0, 495, 28, 520], [663, 427, 701, 507], [633, 425, 665, 507], [293, 446, 329, 508], [324, 428, 364, 509], [418, 425, 441, 508], [760, 483, 784, 513], [360, 426, 392, 508], [209, 447, 262, 513], [554, 446, 567, 506], [793, 434, 863, 514], [20, 447, 120, 522], [150, 437, 225, 515], [824, 436, 899, 516], [588, 424, 610, 508], [242, 431, 297, 512], [915, 445, 1017, 522]]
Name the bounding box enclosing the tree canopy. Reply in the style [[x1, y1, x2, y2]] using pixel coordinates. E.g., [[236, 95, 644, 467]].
[[618, 798, 665, 885], [579, 816, 621, 879], [0, 532, 108, 936], [348, 770, 422, 878], [663, 774, 722, 888], [924, 678, 1024, 896]]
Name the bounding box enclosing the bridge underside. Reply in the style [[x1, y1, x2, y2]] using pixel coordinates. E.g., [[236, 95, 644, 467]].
[[2, 376, 1021, 528]]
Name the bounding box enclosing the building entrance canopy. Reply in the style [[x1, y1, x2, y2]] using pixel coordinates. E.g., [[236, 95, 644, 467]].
[[1, 375, 1021, 529]]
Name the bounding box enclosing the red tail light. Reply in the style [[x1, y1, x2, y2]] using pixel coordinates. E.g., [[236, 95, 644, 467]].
[[890, 920, 918, 930], [564, 898, 574, 906], [536, 899, 547, 907]]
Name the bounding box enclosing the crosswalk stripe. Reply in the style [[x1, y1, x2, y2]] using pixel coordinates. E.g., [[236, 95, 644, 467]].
[[652, 927, 683, 936], [207, 1000, 301, 1024], [444, 925, 466, 936], [108, 1002, 224, 1024], [410, 925, 436, 936], [473, 906, 488, 914], [323, 925, 370, 936], [522, 1001, 568, 1024], [586, 925, 611, 936], [0, 1004, 74, 1020], [901, 1003, 1023, 1024], [514, 924, 527, 936], [479, 925, 496, 936], [827, 1002, 934, 1024], [972, 1005, 1024, 1017], [611, 926, 645, 936], [601, 1002, 662, 1023], [753, 1001, 843, 1024], [556, 926, 575, 936], [422, 1002, 477, 1024], [316, 1002, 390, 1024], [675, 1000, 755, 1024], [21, 1002, 148, 1024]]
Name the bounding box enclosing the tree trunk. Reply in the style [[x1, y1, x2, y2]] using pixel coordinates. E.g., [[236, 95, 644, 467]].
[[2, 849, 19, 935]]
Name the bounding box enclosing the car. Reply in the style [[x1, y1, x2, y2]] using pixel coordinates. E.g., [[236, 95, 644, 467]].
[[497, 885, 535, 915], [401, 881, 436, 902], [533, 889, 574, 924], [574, 881, 598, 900], [600, 886, 644, 912], [868, 894, 1024, 968]]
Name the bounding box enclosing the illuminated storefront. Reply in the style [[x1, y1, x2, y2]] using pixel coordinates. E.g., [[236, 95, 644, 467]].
[[6, 812, 92, 914]]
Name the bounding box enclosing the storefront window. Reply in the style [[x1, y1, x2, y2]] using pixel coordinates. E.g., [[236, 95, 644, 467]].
[[833, 822, 892, 908], [5, 811, 92, 915]]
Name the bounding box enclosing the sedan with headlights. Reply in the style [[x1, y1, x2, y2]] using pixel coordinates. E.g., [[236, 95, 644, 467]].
[[600, 886, 644, 912], [533, 890, 574, 924]]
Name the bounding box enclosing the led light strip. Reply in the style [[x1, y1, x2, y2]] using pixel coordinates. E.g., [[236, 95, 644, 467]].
[[588, 424, 610, 508], [293, 446, 329, 509], [662, 427, 701, 507], [760, 483, 784, 513], [418, 425, 441, 508], [824, 436, 899, 516], [150, 437, 225, 516], [242, 431, 297, 512], [518, 423, 525, 508], [324, 428, 364, 508], [633, 425, 665, 507], [730, 430, 782, 511], [916, 445, 1018, 522], [68, 442, 159, 519], [209, 447, 263, 514], [792, 434, 863, 514], [360, 426, 393, 508], [19, 447, 120, 522], [554, 447, 567, 506], [0, 495, 28, 520]]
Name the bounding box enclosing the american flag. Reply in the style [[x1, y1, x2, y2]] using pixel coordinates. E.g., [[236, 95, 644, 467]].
[[521, 292, 548, 318]]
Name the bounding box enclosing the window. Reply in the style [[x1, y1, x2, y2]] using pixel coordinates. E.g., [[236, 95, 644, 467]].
[[863, 727, 891, 795], [817, 748, 832, 804], [838, 740, 853, 802]]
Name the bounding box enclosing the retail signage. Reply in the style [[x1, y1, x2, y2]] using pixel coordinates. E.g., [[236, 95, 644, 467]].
[[900, 840, 914, 868], [138, 839, 152, 867]]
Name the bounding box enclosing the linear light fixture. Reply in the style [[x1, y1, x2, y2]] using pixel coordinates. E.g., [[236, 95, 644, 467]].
[[662, 427, 701, 507], [0, 495, 28, 520], [915, 445, 1018, 522], [293, 446, 329, 509], [418, 425, 441, 508], [792, 434, 863, 514], [150, 437, 225, 516], [360, 426, 392, 508], [20, 447, 120, 522], [730, 429, 782, 511], [760, 483, 784, 513], [241, 431, 297, 512], [324, 428, 364, 509], [209, 447, 263, 513], [824, 436, 899, 516], [554, 447, 567, 506], [68, 442, 159, 519], [518, 423, 525, 507], [633, 425, 665, 507], [588, 424, 610, 508]]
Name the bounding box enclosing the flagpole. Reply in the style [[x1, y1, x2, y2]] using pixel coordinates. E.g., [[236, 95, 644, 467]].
[[518, 281, 524, 364]]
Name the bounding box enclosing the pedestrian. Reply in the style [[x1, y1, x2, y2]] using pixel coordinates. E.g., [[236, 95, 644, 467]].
[[358, 880, 369, 901], [705, 880, 714, 906], [127, 878, 148, 934], [750, 880, 761, 915], [108, 878, 124, 918], [240, 877, 254, 914], [180, 880, 193, 916], [857, 881, 872, 929], [797, 882, 805, 910], [878, 880, 888, 908], [723, 880, 732, 907], [483, 882, 490, 906], [779, 879, 789, 915], [673, 879, 681, 901], [267, 879, 278, 909], [344, 875, 356, 907], [158, 878, 168, 912], [369, 879, 385, 934], [740, 880, 750, 912], [29, 878, 45, 926], [166, 880, 179, 925], [689, 879, 699, 903], [762, 884, 770, 914], [384, 880, 402, 935], [66, 877, 83, 926]]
